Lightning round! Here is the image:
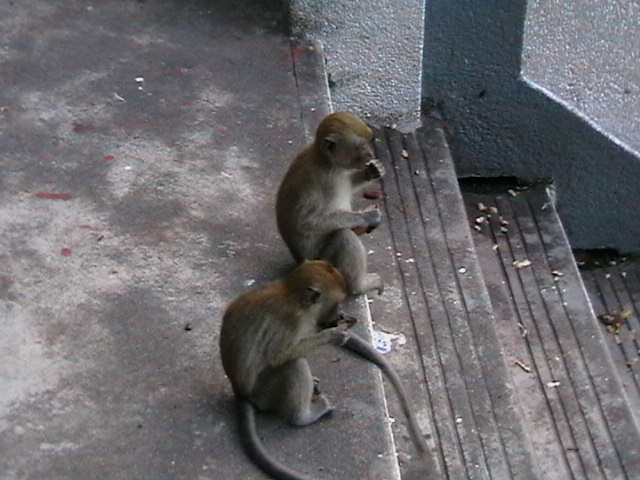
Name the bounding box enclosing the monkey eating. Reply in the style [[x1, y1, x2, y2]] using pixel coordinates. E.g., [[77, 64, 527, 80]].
[[219, 260, 433, 480], [219, 260, 353, 480], [276, 112, 385, 296]]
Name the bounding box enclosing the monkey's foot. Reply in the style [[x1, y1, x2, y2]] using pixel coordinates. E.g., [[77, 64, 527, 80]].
[[293, 394, 334, 426], [312, 377, 322, 396], [360, 205, 381, 233], [350, 273, 384, 296]]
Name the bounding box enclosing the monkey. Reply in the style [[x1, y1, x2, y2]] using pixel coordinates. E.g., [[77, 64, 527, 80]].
[[219, 260, 353, 480], [276, 112, 385, 296], [219, 260, 433, 480]]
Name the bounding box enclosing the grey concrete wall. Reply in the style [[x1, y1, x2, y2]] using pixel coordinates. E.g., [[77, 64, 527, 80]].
[[422, 0, 640, 253], [287, 0, 425, 129], [523, 0, 640, 156]]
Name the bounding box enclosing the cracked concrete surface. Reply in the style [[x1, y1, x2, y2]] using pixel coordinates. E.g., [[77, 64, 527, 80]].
[[0, 2, 398, 479]]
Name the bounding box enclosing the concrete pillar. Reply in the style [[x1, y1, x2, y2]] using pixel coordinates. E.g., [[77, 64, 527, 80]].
[[288, 0, 426, 129]]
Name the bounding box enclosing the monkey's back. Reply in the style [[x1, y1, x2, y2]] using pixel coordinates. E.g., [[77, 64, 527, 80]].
[[220, 284, 303, 398], [276, 148, 350, 262]]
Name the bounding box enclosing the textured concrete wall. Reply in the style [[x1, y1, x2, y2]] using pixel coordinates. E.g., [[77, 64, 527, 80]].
[[288, 0, 425, 129], [422, 0, 640, 253], [523, 0, 640, 155]]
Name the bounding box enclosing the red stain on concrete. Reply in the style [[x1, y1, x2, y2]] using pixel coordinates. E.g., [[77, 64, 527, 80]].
[[35, 192, 73, 200], [291, 44, 305, 61], [104, 155, 116, 162], [72, 122, 91, 133], [60, 248, 73, 256]]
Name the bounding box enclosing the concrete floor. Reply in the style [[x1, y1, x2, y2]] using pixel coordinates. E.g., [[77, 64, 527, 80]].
[[0, 2, 399, 479]]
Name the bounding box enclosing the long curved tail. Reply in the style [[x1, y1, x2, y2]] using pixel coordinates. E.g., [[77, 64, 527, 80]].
[[237, 399, 316, 480], [343, 334, 432, 462]]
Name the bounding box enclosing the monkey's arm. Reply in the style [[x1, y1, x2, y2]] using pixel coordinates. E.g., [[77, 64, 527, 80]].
[[350, 205, 382, 235], [271, 326, 348, 367], [311, 207, 381, 233], [350, 159, 385, 186]]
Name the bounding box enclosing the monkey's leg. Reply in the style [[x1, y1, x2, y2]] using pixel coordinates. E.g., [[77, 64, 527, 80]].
[[320, 229, 383, 296], [253, 359, 334, 426]]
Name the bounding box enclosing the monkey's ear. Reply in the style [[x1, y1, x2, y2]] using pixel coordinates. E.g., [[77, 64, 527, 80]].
[[322, 136, 337, 153], [302, 286, 322, 307]]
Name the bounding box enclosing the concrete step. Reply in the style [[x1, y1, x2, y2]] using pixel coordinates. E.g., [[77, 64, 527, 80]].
[[460, 180, 640, 479], [578, 254, 640, 428], [0, 3, 398, 480], [367, 125, 537, 479], [286, 0, 426, 128]]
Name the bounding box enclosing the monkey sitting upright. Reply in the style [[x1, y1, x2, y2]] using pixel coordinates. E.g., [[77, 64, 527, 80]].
[[276, 112, 385, 296], [219, 260, 353, 480], [219, 261, 433, 480]]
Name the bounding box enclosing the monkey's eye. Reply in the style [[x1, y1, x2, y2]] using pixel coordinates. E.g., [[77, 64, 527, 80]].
[[302, 286, 322, 307]]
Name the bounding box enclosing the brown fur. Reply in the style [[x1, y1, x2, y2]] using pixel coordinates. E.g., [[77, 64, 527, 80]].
[[276, 112, 384, 295], [219, 260, 351, 480]]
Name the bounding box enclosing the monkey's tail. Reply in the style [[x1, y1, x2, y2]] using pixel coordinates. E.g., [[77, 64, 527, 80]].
[[237, 399, 316, 480], [343, 335, 432, 462]]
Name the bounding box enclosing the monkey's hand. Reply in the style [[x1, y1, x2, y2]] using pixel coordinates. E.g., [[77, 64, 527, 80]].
[[335, 314, 357, 330], [326, 325, 351, 347], [358, 205, 381, 234], [363, 159, 385, 181], [319, 312, 357, 329]]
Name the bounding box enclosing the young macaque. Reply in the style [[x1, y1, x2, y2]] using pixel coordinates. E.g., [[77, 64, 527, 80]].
[[220, 261, 433, 479], [219, 260, 353, 480], [276, 112, 385, 296]]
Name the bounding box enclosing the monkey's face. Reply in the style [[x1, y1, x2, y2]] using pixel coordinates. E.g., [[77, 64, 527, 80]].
[[315, 112, 375, 170], [287, 261, 348, 320], [351, 140, 375, 168], [323, 134, 374, 170]]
